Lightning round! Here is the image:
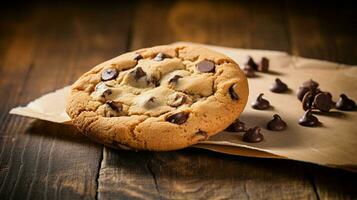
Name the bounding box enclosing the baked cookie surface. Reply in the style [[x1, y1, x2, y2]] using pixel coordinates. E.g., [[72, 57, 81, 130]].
[[66, 44, 248, 150]]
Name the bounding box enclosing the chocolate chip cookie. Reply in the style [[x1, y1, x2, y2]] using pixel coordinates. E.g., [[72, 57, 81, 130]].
[[66, 44, 249, 150]]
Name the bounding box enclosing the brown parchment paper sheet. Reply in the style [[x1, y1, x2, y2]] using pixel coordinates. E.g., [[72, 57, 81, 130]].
[[10, 42, 357, 171]]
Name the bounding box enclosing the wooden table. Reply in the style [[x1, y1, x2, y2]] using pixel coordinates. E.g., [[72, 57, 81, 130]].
[[1, 1, 356, 199]]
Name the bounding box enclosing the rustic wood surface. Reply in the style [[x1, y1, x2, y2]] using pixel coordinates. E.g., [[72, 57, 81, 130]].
[[1, 1, 356, 200]]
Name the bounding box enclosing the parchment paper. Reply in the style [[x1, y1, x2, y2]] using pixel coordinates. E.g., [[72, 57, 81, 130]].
[[10, 42, 357, 171]]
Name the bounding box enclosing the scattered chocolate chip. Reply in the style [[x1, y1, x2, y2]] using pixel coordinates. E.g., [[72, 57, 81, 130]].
[[229, 84, 240, 100], [259, 57, 269, 72], [267, 114, 287, 131], [302, 79, 319, 90], [154, 52, 167, 61], [296, 86, 310, 101], [243, 127, 264, 143], [336, 94, 356, 111], [101, 68, 118, 81], [145, 97, 158, 108], [106, 100, 123, 112], [270, 78, 288, 93], [252, 93, 270, 110], [197, 60, 215, 73], [299, 109, 319, 127], [168, 75, 183, 84], [313, 92, 333, 112], [245, 56, 258, 71], [243, 66, 256, 78], [302, 91, 314, 110], [225, 120, 246, 132], [133, 53, 143, 61], [166, 112, 189, 125], [131, 67, 146, 79]]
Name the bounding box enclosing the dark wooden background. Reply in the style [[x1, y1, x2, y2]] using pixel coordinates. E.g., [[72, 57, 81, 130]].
[[1, 1, 356, 199]]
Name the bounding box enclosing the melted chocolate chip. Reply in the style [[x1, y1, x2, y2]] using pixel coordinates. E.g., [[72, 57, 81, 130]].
[[197, 60, 215, 73], [251, 93, 270, 110], [133, 53, 143, 61], [106, 101, 123, 112], [145, 97, 158, 108], [313, 92, 333, 112], [166, 112, 189, 125], [302, 79, 319, 90], [101, 68, 118, 81], [154, 52, 168, 61], [267, 114, 287, 131], [132, 67, 146, 79], [270, 78, 288, 93], [101, 89, 112, 98], [168, 75, 183, 84], [243, 66, 256, 78], [259, 57, 269, 72], [296, 86, 310, 101], [246, 56, 258, 71], [302, 91, 314, 110], [243, 127, 264, 143], [298, 109, 319, 127], [336, 94, 356, 111], [146, 76, 159, 86], [229, 84, 240, 100], [195, 130, 209, 141], [168, 94, 187, 107], [225, 120, 246, 132]]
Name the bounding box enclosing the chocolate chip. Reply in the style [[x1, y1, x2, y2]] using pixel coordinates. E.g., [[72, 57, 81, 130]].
[[131, 67, 146, 79], [302, 79, 319, 90], [229, 84, 240, 100], [299, 109, 319, 127], [259, 57, 269, 72], [296, 86, 310, 101], [148, 97, 156, 102], [133, 53, 143, 61], [101, 68, 118, 81], [106, 100, 123, 112], [225, 120, 246, 132], [245, 56, 258, 71], [336, 94, 356, 111], [146, 76, 159, 86], [101, 88, 112, 98], [166, 112, 189, 125], [270, 78, 288, 93], [168, 75, 182, 84], [168, 94, 187, 107], [243, 66, 256, 78], [313, 92, 333, 112], [302, 91, 314, 110], [154, 52, 168, 61], [243, 127, 264, 143], [197, 60, 215, 73], [251, 93, 270, 110], [267, 114, 287, 131], [195, 130, 209, 141]]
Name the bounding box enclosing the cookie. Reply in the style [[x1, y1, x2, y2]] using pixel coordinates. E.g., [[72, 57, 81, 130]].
[[66, 44, 249, 151]]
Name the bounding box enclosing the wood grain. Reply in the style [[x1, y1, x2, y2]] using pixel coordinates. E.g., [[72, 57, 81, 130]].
[[1, 1, 356, 200], [98, 0, 319, 199], [0, 2, 133, 199]]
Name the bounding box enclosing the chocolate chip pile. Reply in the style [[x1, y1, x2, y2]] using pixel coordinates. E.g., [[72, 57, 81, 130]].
[[225, 56, 356, 143], [243, 56, 270, 78]]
